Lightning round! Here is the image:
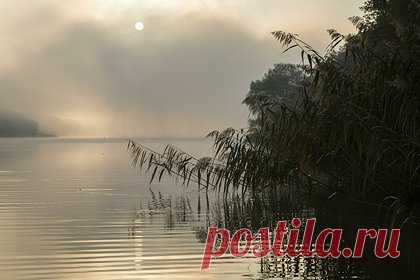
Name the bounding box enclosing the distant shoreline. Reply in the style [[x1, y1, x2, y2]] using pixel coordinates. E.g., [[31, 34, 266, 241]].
[[0, 136, 209, 141], [0, 134, 56, 138]]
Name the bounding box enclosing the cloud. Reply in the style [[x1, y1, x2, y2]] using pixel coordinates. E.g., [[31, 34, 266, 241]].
[[1, 14, 286, 137], [0, 1, 363, 137]]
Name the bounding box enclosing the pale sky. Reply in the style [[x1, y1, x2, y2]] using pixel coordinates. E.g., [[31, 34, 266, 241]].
[[0, 0, 363, 137]]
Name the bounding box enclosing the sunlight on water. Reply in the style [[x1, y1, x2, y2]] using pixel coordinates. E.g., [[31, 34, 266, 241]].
[[0, 138, 260, 280], [0, 138, 366, 280]]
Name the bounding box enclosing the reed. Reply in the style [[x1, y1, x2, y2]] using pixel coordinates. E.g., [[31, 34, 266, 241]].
[[128, 0, 420, 228]]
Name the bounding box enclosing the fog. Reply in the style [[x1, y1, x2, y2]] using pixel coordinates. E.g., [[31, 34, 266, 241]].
[[0, 0, 362, 137]]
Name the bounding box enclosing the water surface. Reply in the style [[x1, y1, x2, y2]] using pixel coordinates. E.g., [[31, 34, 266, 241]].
[[0, 138, 368, 280], [0, 138, 264, 280]]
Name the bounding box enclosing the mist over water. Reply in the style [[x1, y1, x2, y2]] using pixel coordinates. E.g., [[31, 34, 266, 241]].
[[0, 0, 362, 138], [0, 1, 375, 279], [0, 138, 369, 279], [0, 138, 258, 279]]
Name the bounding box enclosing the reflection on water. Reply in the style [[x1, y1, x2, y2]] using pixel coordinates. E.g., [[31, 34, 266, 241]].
[[0, 138, 367, 280], [0, 138, 256, 280]]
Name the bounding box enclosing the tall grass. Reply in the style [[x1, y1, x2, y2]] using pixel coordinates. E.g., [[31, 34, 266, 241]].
[[128, 0, 420, 225]]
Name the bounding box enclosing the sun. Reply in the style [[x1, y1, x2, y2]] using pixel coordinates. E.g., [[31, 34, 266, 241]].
[[134, 21, 144, 31]]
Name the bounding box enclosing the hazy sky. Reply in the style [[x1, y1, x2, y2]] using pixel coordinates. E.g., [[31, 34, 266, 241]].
[[0, 0, 363, 137]]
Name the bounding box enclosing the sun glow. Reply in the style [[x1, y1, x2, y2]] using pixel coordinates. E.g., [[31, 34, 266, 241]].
[[134, 21, 144, 31]]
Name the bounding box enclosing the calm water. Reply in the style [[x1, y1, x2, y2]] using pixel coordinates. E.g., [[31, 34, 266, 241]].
[[0, 138, 369, 280], [0, 138, 265, 280]]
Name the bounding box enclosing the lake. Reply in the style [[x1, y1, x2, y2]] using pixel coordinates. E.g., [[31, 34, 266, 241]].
[[0, 138, 369, 280], [0, 138, 267, 280]]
